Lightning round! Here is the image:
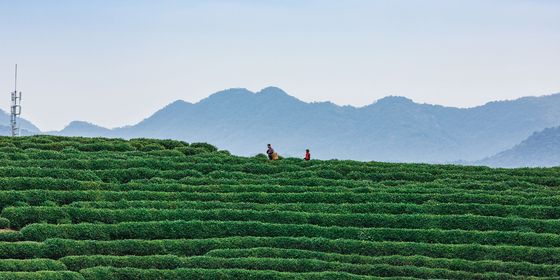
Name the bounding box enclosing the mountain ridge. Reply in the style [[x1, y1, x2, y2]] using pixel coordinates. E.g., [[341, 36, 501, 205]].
[[50, 87, 560, 164], [475, 126, 560, 167], [0, 109, 41, 135]]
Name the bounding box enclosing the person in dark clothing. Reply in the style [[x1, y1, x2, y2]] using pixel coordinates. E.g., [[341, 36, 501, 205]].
[[304, 149, 311, 161], [267, 144, 274, 160]]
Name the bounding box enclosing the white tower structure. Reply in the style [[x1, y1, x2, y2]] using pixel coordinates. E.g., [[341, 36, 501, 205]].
[[10, 64, 22, 137]]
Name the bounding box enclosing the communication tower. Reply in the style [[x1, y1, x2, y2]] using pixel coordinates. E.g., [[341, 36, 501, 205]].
[[10, 64, 22, 137]]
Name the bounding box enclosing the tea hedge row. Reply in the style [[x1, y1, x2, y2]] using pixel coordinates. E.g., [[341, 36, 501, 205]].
[[0, 271, 83, 280], [67, 200, 560, 220], [0, 259, 66, 272], [1, 190, 559, 208], [7, 207, 560, 233], [205, 247, 560, 277], [2, 177, 555, 201], [17, 220, 560, 248], [59, 255, 518, 280], [78, 267, 400, 280], [3, 236, 560, 264], [1, 164, 558, 187]]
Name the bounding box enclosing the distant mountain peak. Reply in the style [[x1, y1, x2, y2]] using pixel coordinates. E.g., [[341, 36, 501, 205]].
[[164, 99, 192, 110], [197, 87, 301, 106], [67, 120, 93, 126], [256, 86, 302, 104], [64, 120, 107, 130], [200, 88, 253, 103], [257, 86, 288, 96], [57, 120, 111, 137], [375, 96, 414, 105], [475, 125, 560, 167], [168, 100, 192, 106], [0, 108, 41, 133]]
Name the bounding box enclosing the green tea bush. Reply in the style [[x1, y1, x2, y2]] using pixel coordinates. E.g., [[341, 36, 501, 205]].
[[0, 217, 10, 228], [40, 236, 560, 264], [18, 220, 560, 248], [1, 135, 560, 279], [190, 142, 218, 153], [0, 259, 67, 272], [206, 247, 560, 277], [62, 255, 507, 279], [79, 267, 375, 280], [0, 271, 83, 280]]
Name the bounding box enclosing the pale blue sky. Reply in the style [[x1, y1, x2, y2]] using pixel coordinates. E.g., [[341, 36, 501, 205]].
[[1, 0, 559, 131]]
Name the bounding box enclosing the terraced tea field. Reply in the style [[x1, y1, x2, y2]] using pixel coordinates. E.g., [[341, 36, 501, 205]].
[[0, 136, 559, 279]]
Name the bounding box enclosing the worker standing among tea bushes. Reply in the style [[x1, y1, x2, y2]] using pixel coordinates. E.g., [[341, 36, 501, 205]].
[[267, 144, 275, 160]]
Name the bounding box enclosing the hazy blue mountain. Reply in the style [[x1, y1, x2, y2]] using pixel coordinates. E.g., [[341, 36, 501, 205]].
[[0, 109, 40, 134], [475, 126, 560, 167], [54, 121, 112, 137], [0, 125, 38, 136], [54, 87, 560, 163]]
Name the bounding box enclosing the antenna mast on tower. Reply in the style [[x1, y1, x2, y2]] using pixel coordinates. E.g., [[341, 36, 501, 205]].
[[10, 64, 22, 137]]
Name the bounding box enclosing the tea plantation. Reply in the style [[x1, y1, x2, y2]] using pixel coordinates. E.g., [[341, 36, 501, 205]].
[[0, 135, 559, 279]]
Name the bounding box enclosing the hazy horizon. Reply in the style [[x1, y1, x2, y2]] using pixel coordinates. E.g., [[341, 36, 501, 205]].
[[9, 86, 560, 132], [2, 0, 559, 130]]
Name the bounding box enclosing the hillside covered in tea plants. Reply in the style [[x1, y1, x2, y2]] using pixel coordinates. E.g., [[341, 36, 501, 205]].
[[0, 136, 559, 280]]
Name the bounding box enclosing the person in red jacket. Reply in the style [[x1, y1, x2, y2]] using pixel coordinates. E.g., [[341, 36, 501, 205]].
[[304, 149, 311, 161]]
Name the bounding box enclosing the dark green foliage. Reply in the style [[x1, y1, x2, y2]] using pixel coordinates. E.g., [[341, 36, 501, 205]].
[[206, 247, 560, 277], [0, 217, 10, 228], [190, 142, 218, 153], [0, 135, 559, 279], [61, 255, 512, 279], [8, 207, 560, 234], [0, 259, 67, 272], [66, 200, 560, 220], [0, 271, 83, 280], [0, 241, 45, 259], [34, 236, 560, 264], [17, 220, 560, 249], [79, 267, 382, 280], [0, 231, 23, 242]]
